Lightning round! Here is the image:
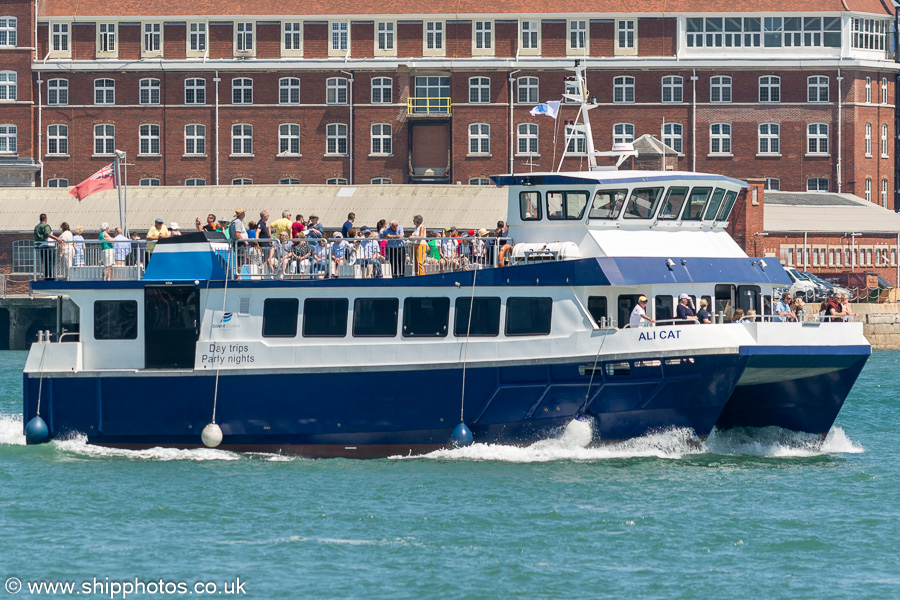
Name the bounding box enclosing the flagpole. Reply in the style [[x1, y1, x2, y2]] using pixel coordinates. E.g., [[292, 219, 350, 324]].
[[114, 150, 126, 235]]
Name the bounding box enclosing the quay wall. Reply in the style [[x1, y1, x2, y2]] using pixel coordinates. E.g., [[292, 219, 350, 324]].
[[853, 303, 900, 349]]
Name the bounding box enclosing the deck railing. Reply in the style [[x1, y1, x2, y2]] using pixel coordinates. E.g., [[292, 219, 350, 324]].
[[407, 97, 452, 114]]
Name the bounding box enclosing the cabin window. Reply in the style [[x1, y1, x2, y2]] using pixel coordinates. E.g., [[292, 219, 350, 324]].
[[506, 297, 552, 335], [702, 188, 727, 220], [403, 297, 449, 337], [763, 294, 772, 315], [352, 298, 398, 337], [455, 297, 501, 336], [519, 191, 542, 220], [94, 300, 138, 340], [737, 285, 761, 313], [682, 187, 712, 220], [617, 294, 641, 329], [623, 187, 664, 219], [658, 187, 688, 219], [588, 189, 628, 219], [606, 361, 630, 376], [655, 295, 673, 323], [303, 298, 348, 337], [714, 284, 735, 318], [262, 298, 299, 337], [715, 190, 738, 221], [587, 296, 608, 324], [547, 191, 589, 220]]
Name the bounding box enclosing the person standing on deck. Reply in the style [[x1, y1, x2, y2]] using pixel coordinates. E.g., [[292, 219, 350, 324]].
[[629, 295, 655, 327]]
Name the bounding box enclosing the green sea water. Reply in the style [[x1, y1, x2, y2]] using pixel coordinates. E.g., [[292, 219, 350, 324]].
[[0, 350, 898, 600]]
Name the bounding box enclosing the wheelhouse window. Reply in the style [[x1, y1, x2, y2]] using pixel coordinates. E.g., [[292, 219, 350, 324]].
[[702, 188, 728, 220], [303, 298, 348, 337], [658, 187, 689, 219], [588, 189, 628, 219], [622, 188, 664, 220], [519, 191, 542, 220], [353, 298, 398, 337], [682, 188, 712, 220], [402, 297, 449, 337], [455, 297, 501, 337], [655, 296, 674, 322], [263, 298, 298, 337], [547, 191, 589, 220], [506, 297, 552, 336], [95, 301, 138, 340], [587, 296, 608, 324]]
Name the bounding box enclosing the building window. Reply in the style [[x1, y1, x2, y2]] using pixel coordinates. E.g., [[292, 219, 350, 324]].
[[235, 22, 254, 52], [517, 123, 538, 155], [371, 77, 392, 103], [47, 178, 68, 188], [279, 178, 300, 185], [758, 123, 780, 154], [0, 124, 16, 153], [866, 76, 872, 103], [51, 22, 69, 52], [865, 123, 873, 156], [565, 125, 586, 154], [283, 22, 302, 52], [186, 178, 206, 186], [613, 123, 634, 145], [326, 123, 348, 155], [185, 124, 206, 155], [232, 78, 252, 104], [517, 76, 539, 104], [376, 21, 394, 52], [865, 178, 872, 202], [882, 77, 888, 104], [231, 124, 253, 155], [47, 79, 68, 105], [661, 76, 683, 103], [0, 17, 17, 47], [613, 76, 635, 103], [662, 123, 682, 153], [185, 78, 206, 104], [882, 124, 889, 157], [469, 77, 490, 103], [808, 76, 829, 102], [568, 20, 587, 50], [425, 21, 444, 51], [139, 78, 160, 105], [278, 123, 300, 155], [331, 21, 348, 51], [279, 77, 300, 104], [139, 178, 160, 186], [468, 123, 490, 154], [93, 124, 115, 155], [469, 177, 491, 185], [882, 179, 888, 207], [139, 124, 161, 155], [47, 124, 68, 155], [371, 177, 392, 185], [98, 23, 116, 53], [616, 19, 636, 51], [232, 178, 252, 185], [807, 177, 829, 191], [326, 77, 348, 105], [189, 22, 206, 52], [765, 178, 780, 190], [0, 71, 16, 101], [710, 76, 731, 103], [759, 76, 780, 102], [807, 123, 828, 154], [687, 17, 759, 48], [143, 22, 161, 53], [710, 123, 732, 154], [852, 19, 888, 50], [370, 123, 392, 155], [521, 20, 539, 50], [94, 78, 115, 105], [474, 21, 492, 50], [326, 178, 348, 185]]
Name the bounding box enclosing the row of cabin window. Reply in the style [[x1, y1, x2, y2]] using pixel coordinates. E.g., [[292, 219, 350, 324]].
[[519, 186, 738, 222], [19, 75, 885, 108], [262, 297, 552, 338], [587, 287, 765, 327]]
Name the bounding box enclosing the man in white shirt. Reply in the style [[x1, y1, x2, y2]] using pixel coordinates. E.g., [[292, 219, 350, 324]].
[[629, 295, 655, 327], [774, 292, 795, 322]]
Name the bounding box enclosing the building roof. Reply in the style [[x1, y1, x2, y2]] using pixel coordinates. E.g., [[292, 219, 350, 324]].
[[0, 185, 507, 234], [38, 0, 893, 18], [764, 192, 900, 233]]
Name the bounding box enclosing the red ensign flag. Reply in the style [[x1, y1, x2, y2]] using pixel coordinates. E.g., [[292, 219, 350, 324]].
[[69, 163, 115, 201]]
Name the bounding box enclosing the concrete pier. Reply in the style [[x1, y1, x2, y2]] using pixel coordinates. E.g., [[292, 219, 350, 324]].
[[0, 296, 59, 350]]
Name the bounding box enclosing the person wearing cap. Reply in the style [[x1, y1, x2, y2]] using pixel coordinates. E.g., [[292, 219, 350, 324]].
[[676, 293, 698, 324], [331, 231, 349, 275], [441, 227, 459, 270], [146, 218, 169, 257], [169, 222, 182, 237], [359, 228, 383, 278], [629, 295, 655, 327], [306, 214, 325, 239]]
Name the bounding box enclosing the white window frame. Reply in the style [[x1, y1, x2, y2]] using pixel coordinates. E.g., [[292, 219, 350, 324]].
[[140, 178, 161, 187], [517, 123, 538, 156], [517, 76, 539, 104], [759, 76, 781, 103], [881, 124, 889, 157], [710, 76, 732, 103], [806, 177, 829, 191], [371, 77, 392, 103], [0, 17, 17, 48], [371, 177, 392, 185], [278, 123, 301, 156], [375, 21, 395, 56], [231, 123, 253, 156], [662, 122, 683, 154], [279, 77, 300, 105], [865, 76, 872, 103], [758, 123, 780, 155], [329, 21, 349, 56], [94, 78, 115, 105], [47, 178, 68, 188], [613, 123, 635, 145], [279, 178, 300, 185], [184, 124, 206, 156], [139, 123, 161, 155], [97, 22, 117, 57], [186, 178, 206, 186], [615, 19, 637, 55], [47, 124, 68, 155], [50, 22, 70, 57], [865, 178, 872, 202], [232, 78, 253, 105], [661, 76, 683, 103], [469, 77, 490, 104], [473, 20, 493, 56], [0, 71, 16, 101], [93, 123, 115, 156], [47, 79, 68, 105], [0, 124, 16, 154], [469, 177, 491, 186], [424, 21, 445, 55], [807, 76, 829, 102], [613, 76, 635, 103], [326, 123, 348, 155], [326, 77, 348, 105], [520, 20, 540, 55], [468, 123, 490, 155], [882, 77, 888, 104], [139, 78, 161, 105], [187, 22, 207, 57], [710, 123, 732, 155], [232, 178, 253, 186], [567, 19, 587, 54], [882, 178, 889, 207], [565, 125, 587, 155], [765, 178, 780, 191], [185, 78, 206, 105], [807, 123, 828, 154], [865, 123, 872, 156], [142, 22, 162, 58], [370, 123, 392, 155], [327, 178, 348, 185], [235, 21, 255, 56], [282, 21, 302, 56]]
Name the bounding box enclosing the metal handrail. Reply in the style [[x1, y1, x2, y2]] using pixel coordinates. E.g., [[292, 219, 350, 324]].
[[407, 97, 452, 114]]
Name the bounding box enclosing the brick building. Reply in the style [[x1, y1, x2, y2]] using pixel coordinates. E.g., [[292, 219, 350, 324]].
[[0, 0, 898, 206]]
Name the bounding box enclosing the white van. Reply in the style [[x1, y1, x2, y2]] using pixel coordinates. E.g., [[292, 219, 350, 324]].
[[783, 267, 818, 301]]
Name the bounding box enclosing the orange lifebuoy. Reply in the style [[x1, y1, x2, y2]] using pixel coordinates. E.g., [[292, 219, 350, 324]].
[[499, 244, 513, 265]]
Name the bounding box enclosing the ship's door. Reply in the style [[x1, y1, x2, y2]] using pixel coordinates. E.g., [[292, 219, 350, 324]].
[[145, 285, 200, 369]]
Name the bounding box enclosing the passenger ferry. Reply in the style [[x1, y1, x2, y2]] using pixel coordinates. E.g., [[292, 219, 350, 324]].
[[21, 66, 870, 457]]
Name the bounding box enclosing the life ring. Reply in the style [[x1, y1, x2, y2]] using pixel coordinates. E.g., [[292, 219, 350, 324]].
[[499, 244, 513, 265]]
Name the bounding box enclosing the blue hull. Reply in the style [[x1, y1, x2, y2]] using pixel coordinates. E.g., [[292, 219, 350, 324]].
[[23, 354, 746, 457]]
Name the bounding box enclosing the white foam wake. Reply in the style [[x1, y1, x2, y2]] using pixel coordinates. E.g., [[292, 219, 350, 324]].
[[0, 414, 25, 446], [705, 425, 864, 457], [53, 433, 241, 461]]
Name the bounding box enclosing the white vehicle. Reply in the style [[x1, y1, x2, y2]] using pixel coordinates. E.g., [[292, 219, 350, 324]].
[[784, 267, 818, 301]]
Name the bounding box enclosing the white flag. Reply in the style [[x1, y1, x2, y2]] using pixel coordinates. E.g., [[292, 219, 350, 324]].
[[529, 100, 560, 119]]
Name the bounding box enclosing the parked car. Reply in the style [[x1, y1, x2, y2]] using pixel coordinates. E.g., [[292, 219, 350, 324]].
[[801, 271, 852, 300], [783, 267, 818, 301]]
